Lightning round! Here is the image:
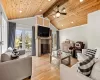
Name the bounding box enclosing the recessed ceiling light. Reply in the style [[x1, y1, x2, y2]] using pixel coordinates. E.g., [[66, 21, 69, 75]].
[[40, 10, 42, 12], [62, 25, 63, 26], [48, 0, 51, 1], [71, 22, 74, 23], [80, 0, 84, 2], [53, 15, 55, 18], [19, 10, 22, 13]]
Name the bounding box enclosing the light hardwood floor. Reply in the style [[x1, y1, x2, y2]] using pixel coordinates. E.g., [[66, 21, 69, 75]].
[[25, 54, 78, 80], [31, 54, 60, 80]]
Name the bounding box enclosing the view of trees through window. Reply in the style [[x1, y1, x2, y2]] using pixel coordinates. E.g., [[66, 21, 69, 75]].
[[15, 30, 32, 52], [25, 31, 32, 51], [15, 30, 22, 49]]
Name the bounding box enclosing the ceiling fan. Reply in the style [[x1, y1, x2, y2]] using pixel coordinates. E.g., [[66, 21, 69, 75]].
[[51, 5, 67, 18]]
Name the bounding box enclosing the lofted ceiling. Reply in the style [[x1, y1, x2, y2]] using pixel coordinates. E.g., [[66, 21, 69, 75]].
[[1, 0, 100, 30], [44, 0, 100, 29], [0, 0, 58, 19]]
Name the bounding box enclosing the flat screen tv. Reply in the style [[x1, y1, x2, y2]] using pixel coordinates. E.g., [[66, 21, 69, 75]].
[[38, 26, 50, 37]]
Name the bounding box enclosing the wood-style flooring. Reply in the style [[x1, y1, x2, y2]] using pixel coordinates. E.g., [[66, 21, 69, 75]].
[[31, 54, 60, 80], [24, 54, 78, 80]]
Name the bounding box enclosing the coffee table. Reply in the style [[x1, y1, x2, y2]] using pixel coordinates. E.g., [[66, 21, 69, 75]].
[[50, 50, 71, 66]]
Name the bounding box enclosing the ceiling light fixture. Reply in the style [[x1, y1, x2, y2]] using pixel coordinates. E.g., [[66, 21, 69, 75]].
[[19, 10, 22, 13], [40, 10, 42, 12], [80, 0, 84, 2], [56, 12, 60, 18], [48, 0, 51, 1], [71, 22, 74, 23], [62, 25, 63, 26]]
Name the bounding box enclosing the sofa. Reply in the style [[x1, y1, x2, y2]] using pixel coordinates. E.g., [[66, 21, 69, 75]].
[[60, 64, 93, 80], [0, 55, 32, 80], [60, 48, 100, 80], [60, 59, 100, 80]]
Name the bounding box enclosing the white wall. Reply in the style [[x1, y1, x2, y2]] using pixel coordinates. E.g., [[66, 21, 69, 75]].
[[2, 14, 8, 53], [60, 10, 100, 49], [87, 10, 100, 48], [16, 23, 32, 30], [10, 17, 58, 32], [0, 16, 1, 60], [9, 17, 36, 27], [60, 24, 87, 48]]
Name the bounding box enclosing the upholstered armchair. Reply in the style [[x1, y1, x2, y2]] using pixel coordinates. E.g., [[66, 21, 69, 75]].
[[62, 39, 74, 52]]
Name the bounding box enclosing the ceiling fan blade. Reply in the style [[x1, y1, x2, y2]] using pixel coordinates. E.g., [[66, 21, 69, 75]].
[[49, 14, 55, 16], [61, 7, 66, 12], [56, 5, 60, 12], [57, 5, 60, 8], [53, 10, 57, 13], [60, 13, 67, 15]]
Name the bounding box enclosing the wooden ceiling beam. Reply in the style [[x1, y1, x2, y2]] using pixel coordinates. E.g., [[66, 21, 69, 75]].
[[43, 0, 69, 17]]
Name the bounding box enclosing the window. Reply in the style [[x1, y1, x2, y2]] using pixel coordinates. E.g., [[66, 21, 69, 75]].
[[25, 31, 32, 51], [52, 33, 57, 50], [15, 30, 23, 49], [15, 29, 32, 52]]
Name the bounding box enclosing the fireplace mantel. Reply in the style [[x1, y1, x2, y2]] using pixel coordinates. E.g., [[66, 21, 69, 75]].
[[38, 37, 52, 40]]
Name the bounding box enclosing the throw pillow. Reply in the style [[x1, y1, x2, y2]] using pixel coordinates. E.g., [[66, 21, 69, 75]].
[[1, 53, 11, 62], [77, 57, 95, 76], [85, 49, 97, 58]]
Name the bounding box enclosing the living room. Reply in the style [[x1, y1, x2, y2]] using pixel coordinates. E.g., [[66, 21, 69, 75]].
[[0, 0, 100, 80]]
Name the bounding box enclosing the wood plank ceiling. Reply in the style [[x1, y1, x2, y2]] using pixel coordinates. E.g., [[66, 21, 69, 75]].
[[0, 0, 57, 19], [1, 0, 100, 30], [45, 0, 100, 29]]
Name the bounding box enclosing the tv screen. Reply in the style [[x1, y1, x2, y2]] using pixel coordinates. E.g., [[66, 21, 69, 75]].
[[38, 26, 50, 37]]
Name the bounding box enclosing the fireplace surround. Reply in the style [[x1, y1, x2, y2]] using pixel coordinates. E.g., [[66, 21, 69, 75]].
[[36, 37, 52, 57]]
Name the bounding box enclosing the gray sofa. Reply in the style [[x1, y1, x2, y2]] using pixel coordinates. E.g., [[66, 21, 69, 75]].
[[0, 56, 32, 80]]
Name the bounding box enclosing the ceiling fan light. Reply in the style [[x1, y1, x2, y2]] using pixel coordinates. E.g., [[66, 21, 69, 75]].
[[56, 12, 60, 17], [63, 9, 66, 12]]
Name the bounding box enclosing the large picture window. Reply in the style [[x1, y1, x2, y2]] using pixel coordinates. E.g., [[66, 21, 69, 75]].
[[25, 31, 32, 51], [15, 29, 32, 52], [15, 30, 23, 49]]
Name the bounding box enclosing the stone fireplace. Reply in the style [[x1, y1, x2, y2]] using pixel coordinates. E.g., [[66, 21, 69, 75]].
[[36, 37, 52, 57], [41, 39, 50, 54]]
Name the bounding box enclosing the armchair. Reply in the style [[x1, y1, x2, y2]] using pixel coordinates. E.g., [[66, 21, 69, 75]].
[[61, 39, 74, 52]]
